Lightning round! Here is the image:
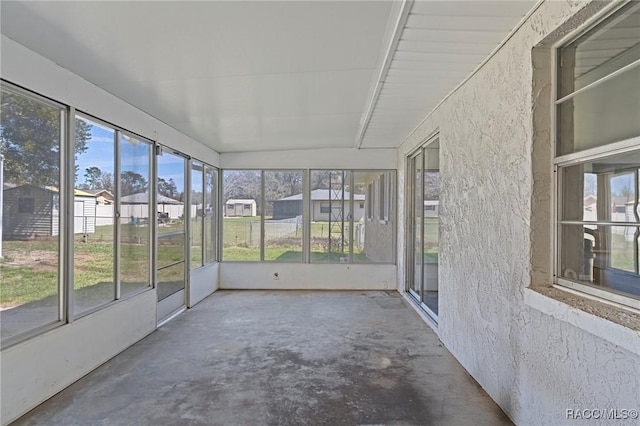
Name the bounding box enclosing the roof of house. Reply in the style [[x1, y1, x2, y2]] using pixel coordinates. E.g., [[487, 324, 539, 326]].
[[277, 189, 365, 202], [226, 199, 256, 205], [85, 189, 114, 197], [121, 192, 182, 204], [4, 183, 96, 197]]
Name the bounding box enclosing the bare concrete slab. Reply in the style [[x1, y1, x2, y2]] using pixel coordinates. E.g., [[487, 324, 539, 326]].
[[14, 291, 511, 425]]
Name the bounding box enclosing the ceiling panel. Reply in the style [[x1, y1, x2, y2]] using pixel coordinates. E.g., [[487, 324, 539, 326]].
[[0, 1, 394, 153]]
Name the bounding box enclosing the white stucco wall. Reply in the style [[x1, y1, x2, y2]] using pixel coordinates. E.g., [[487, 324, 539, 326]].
[[396, 1, 640, 424]]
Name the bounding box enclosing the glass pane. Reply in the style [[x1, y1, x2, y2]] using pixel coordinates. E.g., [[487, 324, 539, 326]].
[[557, 65, 640, 156], [157, 152, 185, 301], [352, 171, 394, 263], [222, 170, 261, 261], [204, 166, 216, 263], [191, 161, 204, 269], [1, 87, 62, 340], [560, 224, 640, 299], [74, 117, 115, 314], [559, 3, 640, 97], [561, 151, 640, 222], [412, 154, 423, 297], [120, 134, 151, 297], [423, 142, 440, 314], [264, 171, 303, 262], [158, 232, 185, 270], [157, 152, 186, 235], [157, 261, 185, 301], [310, 170, 351, 263]]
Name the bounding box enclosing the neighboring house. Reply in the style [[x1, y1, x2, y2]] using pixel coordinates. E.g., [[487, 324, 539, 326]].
[[272, 189, 365, 221], [424, 200, 439, 218], [121, 192, 184, 220], [2, 184, 96, 238], [85, 189, 114, 205], [225, 199, 257, 217]]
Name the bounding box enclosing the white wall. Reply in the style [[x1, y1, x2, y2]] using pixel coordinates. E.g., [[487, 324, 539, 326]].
[[220, 263, 395, 290], [190, 262, 219, 307], [395, 1, 640, 424], [0, 291, 157, 425]]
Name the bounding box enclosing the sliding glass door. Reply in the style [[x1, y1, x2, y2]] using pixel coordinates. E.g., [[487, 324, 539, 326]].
[[407, 137, 440, 319], [156, 149, 187, 322]]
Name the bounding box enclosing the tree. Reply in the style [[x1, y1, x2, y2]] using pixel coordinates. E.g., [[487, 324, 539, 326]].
[[0, 90, 91, 186], [223, 170, 261, 212], [158, 177, 179, 200], [121, 171, 147, 196], [84, 166, 103, 190]]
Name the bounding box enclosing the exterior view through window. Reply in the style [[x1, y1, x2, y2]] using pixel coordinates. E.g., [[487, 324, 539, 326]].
[[0, 85, 64, 341], [555, 2, 640, 308]]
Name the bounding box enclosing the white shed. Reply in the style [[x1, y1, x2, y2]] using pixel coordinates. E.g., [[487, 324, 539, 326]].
[[225, 199, 257, 217]]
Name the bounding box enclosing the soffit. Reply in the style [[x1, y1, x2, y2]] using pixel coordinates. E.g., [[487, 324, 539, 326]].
[[358, 0, 538, 149]]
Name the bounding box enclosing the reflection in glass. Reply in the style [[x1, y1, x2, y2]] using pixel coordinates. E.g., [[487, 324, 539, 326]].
[[557, 66, 640, 156], [0, 86, 63, 340], [561, 151, 640, 224], [120, 134, 151, 297], [560, 224, 640, 298], [264, 171, 303, 262], [559, 3, 640, 95], [412, 153, 423, 298], [74, 116, 115, 314], [422, 144, 440, 314]]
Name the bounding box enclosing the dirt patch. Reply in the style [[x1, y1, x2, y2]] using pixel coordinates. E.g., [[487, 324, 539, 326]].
[[1, 249, 58, 272]]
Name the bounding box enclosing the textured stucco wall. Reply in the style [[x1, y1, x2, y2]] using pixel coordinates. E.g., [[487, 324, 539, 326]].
[[396, 1, 640, 424]]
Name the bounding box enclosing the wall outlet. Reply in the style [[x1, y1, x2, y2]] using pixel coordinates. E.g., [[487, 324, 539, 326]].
[[274, 272, 279, 280]]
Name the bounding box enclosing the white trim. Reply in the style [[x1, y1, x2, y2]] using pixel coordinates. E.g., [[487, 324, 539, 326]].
[[554, 135, 640, 166], [556, 278, 640, 311]]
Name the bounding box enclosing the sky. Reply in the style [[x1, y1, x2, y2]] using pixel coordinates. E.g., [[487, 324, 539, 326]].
[[76, 118, 185, 191]]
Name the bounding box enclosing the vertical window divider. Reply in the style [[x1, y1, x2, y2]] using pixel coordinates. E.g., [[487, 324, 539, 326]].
[[260, 170, 265, 262], [64, 108, 76, 323], [184, 157, 192, 305], [349, 172, 354, 263], [152, 144, 160, 290], [303, 169, 311, 263], [114, 130, 121, 300]]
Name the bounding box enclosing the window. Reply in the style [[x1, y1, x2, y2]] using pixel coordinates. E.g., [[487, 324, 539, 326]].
[[264, 170, 304, 262], [378, 173, 391, 222], [310, 170, 395, 264], [18, 198, 34, 213], [1, 83, 64, 343], [120, 133, 152, 298], [203, 165, 217, 264], [222, 170, 261, 261], [74, 115, 117, 314], [191, 161, 204, 269], [555, 2, 640, 309]]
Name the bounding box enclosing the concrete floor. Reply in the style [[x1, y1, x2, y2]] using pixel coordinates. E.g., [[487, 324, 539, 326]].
[[14, 291, 511, 426]]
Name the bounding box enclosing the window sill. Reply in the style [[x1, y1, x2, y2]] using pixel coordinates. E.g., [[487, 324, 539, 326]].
[[524, 286, 640, 356]]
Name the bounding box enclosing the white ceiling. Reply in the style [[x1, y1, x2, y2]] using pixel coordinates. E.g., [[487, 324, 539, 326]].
[[1, 1, 537, 153]]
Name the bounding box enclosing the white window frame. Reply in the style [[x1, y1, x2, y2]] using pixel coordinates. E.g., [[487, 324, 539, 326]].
[[553, 1, 640, 311]]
